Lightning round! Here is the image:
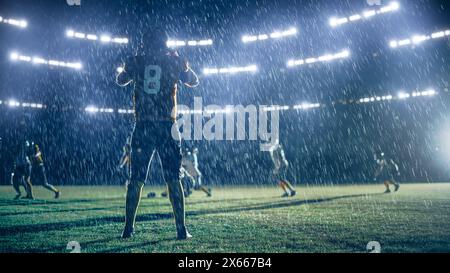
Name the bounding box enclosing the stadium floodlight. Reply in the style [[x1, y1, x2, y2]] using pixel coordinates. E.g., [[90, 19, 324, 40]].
[[18, 55, 31, 62], [66, 62, 83, 69], [99, 108, 114, 113], [390, 29, 450, 48], [329, 17, 348, 27], [203, 64, 257, 75], [67, 29, 128, 45], [431, 31, 445, 39], [412, 89, 437, 97], [118, 109, 131, 114], [100, 35, 112, 43], [1, 17, 27, 28], [360, 90, 436, 103], [293, 103, 320, 110], [10, 52, 19, 61], [66, 30, 75, 37], [8, 100, 20, 107], [167, 39, 213, 48], [242, 27, 297, 43], [329, 2, 399, 27], [86, 34, 98, 41], [363, 10, 377, 18], [85, 106, 99, 113], [359, 94, 395, 103], [349, 14, 362, 22], [117, 109, 134, 114], [11, 52, 82, 70], [262, 105, 290, 112], [412, 35, 430, 44], [113, 37, 128, 44], [242, 35, 258, 43], [32, 57, 47, 64], [287, 49, 350, 68], [198, 39, 213, 46], [258, 34, 269, 40], [398, 92, 410, 99], [423, 89, 437, 96], [74, 32, 86, 39], [398, 39, 411, 46]]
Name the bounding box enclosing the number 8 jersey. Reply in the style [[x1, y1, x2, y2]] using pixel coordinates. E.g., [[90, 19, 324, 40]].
[[123, 50, 186, 122]]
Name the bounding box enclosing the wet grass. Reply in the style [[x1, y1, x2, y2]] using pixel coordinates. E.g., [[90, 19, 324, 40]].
[[0, 183, 449, 253]]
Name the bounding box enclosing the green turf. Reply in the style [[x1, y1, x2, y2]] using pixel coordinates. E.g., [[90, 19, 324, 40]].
[[0, 183, 449, 253]]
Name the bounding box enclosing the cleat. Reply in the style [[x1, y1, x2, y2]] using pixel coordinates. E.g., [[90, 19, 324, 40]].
[[121, 227, 134, 239], [177, 228, 192, 240], [161, 192, 168, 198], [384, 189, 391, 194], [207, 188, 212, 197], [290, 190, 297, 197], [147, 192, 156, 198], [281, 192, 290, 198], [14, 194, 21, 200], [54, 191, 60, 199], [394, 184, 400, 192]]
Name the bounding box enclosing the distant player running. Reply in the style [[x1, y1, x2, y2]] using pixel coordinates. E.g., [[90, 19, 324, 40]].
[[11, 141, 33, 200], [374, 152, 400, 193], [269, 141, 296, 197], [161, 147, 211, 197], [182, 147, 211, 197], [116, 28, 199, 240], [27, 141, 60, 199]]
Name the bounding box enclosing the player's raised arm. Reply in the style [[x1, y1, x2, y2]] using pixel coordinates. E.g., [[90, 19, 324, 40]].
[[116, 62, 134, 87], [374, 164, 382, 177], [391, 159, 400, 174], [180, 59, 199, 88]]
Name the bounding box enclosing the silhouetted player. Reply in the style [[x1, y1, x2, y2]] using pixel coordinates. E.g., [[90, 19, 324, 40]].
[[269, 140, 296, 197], [11, 141, 33, 199], [374, 152, 400, 193], [27, 141, 60, 199], [116, 28, 199, 240]]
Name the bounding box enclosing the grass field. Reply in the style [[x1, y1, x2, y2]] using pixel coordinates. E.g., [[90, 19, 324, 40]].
[[0, 183, 450, 253]]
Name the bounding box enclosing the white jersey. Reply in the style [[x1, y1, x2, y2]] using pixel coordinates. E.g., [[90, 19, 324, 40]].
[[182, 152, 201, 177], [270, 144, 289, 170]]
